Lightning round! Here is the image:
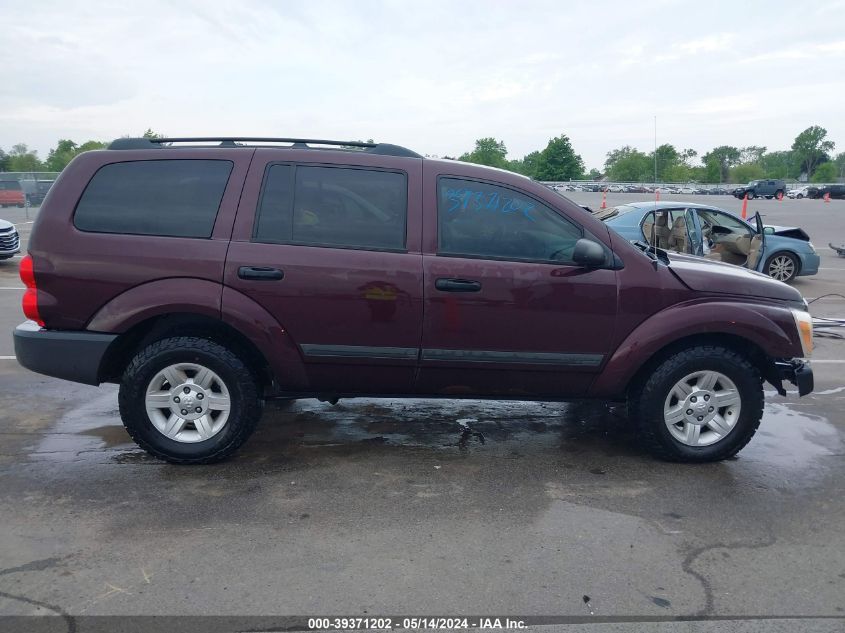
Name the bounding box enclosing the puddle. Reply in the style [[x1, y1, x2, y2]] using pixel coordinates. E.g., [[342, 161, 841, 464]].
[[25, 389, 842, 483]]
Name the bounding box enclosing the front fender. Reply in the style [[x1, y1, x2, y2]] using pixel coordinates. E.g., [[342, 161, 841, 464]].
[[589, 299, 802, 398]]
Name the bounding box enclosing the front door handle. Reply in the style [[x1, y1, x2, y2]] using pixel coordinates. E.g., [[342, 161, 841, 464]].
[[435, 278, 481, 292], [238, 266, 284, 281]]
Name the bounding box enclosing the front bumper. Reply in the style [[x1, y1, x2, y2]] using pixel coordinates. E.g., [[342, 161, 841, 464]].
[[773, 359, 814, 397], [13, 321, 117, 385], [798, 252, 820, 276]]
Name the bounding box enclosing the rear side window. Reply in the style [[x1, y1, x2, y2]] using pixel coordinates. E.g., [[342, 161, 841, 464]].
[[437, 177, 583, 263], [74, 160, 233, 237], [255, 165, 407, 250], [0, 181, 22, 190]]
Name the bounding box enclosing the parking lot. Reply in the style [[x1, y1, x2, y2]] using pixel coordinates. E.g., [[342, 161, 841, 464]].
[[1, 196, 844, 626]]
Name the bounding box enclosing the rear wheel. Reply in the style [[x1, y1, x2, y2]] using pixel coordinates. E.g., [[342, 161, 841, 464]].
[[765, 252, 799, 283], [118, 336, 263, 464], [630, 345, 763, 462], [797, 193, 804, 199]]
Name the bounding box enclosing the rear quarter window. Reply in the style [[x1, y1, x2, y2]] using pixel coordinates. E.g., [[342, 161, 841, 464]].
[[73, 159, 233, 238]]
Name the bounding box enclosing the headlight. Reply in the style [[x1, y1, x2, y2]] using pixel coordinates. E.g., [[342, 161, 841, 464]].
[[791, 309, 813, 357]]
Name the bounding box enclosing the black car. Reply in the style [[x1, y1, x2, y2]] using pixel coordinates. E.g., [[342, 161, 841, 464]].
[[733, 179, 786, 200], [816, 184, 845, 200], [23, 180, 55, 207]]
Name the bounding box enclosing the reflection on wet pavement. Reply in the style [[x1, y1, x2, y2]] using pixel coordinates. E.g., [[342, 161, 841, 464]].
[[27, 389, 842, 484]]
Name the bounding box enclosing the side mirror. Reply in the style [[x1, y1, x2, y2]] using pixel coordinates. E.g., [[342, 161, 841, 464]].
[[572, 238, 606, 268], [763, 226, 775, 235]]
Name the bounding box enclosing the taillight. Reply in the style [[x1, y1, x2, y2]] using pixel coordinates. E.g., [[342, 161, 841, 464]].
[[19, 255, 43, 326]]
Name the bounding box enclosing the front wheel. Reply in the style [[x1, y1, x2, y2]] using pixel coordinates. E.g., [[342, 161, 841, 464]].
[[118, 336, 263, 464], [765, 252, 799, 283], [797, 193, 804, 199], [630, 346, 763, 462]]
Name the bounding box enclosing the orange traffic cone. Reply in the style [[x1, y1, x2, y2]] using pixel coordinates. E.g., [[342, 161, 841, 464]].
[[600, 188, 607, 209], [824, 192, 831, 204], [741, 193, 748, 219]]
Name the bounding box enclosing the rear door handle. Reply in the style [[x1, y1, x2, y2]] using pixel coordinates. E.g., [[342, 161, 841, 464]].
[[435, 278, 481, 292], [238, 266, 284, 281]]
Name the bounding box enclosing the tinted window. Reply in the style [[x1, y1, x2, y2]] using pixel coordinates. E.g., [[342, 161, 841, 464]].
[[0, 181, 22, 190], [438, 177, 583, 262], [74, 160, 232, 237], [255, 165, 406, 250]]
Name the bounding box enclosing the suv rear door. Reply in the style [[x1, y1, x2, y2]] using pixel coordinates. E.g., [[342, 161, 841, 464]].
[[224, 150, 424, 393], [416, 164, 619, 397]]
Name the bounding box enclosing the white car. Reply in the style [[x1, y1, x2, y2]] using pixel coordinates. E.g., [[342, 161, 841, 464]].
[[607, 184, 625, 192], [678, 186, 697, 194], [787, 187, 809, 199]]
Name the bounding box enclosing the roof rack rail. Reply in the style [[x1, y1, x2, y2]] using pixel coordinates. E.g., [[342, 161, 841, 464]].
[[107, 137, 422, 158]]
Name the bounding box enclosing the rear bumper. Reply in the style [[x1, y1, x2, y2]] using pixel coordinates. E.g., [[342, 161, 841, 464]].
[[13, 321, 117, 385], [774, 359, 814, 396]]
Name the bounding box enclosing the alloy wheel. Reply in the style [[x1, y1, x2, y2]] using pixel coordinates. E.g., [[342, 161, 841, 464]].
[[663, 370, 741, 447]]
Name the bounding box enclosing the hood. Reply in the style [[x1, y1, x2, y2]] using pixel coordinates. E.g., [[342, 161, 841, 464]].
[[666, 253, 802, 302], [766, 225, 810, 241], [0, 219, 14, 231]]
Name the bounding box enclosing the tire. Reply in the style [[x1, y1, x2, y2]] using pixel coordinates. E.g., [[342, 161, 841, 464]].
[[797, 193, 804, 199], [765, 251, 799, 283], [630, 345, 763, 462], [118, 336, 263, 464]]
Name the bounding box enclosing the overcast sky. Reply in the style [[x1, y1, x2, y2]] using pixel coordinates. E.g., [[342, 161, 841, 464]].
[[1, 0, 843, 169]]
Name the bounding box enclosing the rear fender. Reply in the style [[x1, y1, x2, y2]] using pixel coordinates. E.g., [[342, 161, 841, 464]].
[[87, 278, 222, 332], [589, 300, 802, 398]]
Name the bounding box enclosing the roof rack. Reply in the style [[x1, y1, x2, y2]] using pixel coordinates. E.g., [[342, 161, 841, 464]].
[[107, 137, 422, 158]]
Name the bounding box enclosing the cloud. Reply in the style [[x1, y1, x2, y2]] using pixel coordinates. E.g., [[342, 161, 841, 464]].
[[0, 0, 842, 169]]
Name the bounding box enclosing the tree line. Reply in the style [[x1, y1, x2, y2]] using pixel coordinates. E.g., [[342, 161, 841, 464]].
[[2, 126, 842, 184], [0, 129, 160, 173], [450, 125, 842, 183]]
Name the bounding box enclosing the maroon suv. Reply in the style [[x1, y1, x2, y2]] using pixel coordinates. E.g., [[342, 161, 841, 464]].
[[13, 137, 814, 464]]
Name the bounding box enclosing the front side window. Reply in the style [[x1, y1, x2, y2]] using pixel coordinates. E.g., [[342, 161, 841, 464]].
[[437, 177, 582, 263], [255, 165, 406, 250], [74, 160, 233, 237]]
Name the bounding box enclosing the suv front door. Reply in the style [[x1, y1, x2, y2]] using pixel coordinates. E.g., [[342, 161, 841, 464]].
[[416, 167, 619, 397], [224, 151, 424, 393]]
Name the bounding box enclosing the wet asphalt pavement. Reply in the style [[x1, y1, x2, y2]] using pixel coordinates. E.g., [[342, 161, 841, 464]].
[[0, 197, 844, 630]]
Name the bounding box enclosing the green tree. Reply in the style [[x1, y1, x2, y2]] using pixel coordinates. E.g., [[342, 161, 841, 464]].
[[0, 147, 9, 172], [760, 151, 796, 179], [45, 139, 79, 172], [701, 146, 740, 182], [458, 137, 508, 169], [740, 146, 767, 164], [586, 168, 602, 180], [77, 140, 107, 153], [649, 144, 679, 180], [833, 152, 845, 179], [700, 156, 722, 183], [507, 150, 541, 178], [731, 163, 766, 183], [534, 134, 584, 181], [811, 162, 837, 183], [663, 163, 691, 182], [791, 126, 835, 178], [604, 146, 652, 182], [7, 144, 42, 172], [142, 128, 163, 139], [680, 148, 698, 166]]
